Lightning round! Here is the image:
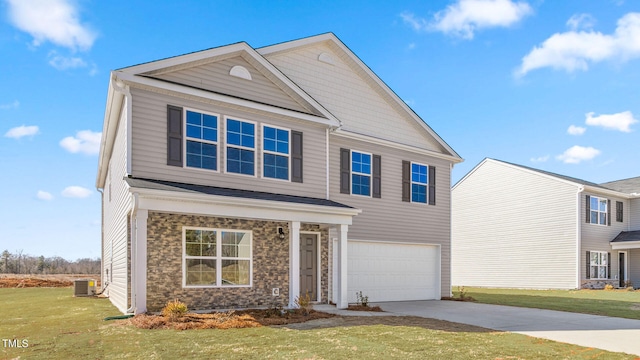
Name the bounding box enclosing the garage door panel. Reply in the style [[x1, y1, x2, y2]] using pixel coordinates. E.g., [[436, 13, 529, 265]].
[[347, 241, 439, 303]]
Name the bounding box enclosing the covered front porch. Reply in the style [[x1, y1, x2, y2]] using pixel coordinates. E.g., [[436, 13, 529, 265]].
[[610, 230, 640, 288]]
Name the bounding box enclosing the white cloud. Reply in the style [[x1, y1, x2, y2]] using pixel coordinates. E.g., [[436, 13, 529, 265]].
[[516, 12, 640, 76], [6, 0, 96, 51], [566, 14, 596, 31], [59, 130, 101, 155], [48, 52, 87, 70], [4, 125, 39, 139], [567, 125, 586, 135], [402, 0, 532, 39], [585, 111, 638, 132], [37, 191, 53, 201], [0, 100, 20, 110], [530, 155, 549, 163], [556, 145, 601, 164], [62, 186, 92, 198]]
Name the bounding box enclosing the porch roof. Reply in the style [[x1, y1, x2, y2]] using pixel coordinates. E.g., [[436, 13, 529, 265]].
[[610, 231, 640, 250]]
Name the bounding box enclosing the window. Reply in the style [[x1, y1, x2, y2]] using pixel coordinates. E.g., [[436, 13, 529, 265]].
[[411, 163, 428, 203], [589, 251, 608, 279], [351, 151, 371, 196], [263, 125, 290, 180], [616, 201, 623, 222], [185, 110, 218, 170], [589, 196, 607, 225], [226, 118, 255, 176], [183, 227, 252, 287]]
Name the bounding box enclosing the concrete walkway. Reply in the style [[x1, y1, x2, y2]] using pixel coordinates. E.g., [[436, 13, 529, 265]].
[[315, 301, 640, 356]]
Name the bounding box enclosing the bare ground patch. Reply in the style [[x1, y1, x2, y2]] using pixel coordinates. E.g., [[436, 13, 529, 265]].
[[0, 274, 100, 288]]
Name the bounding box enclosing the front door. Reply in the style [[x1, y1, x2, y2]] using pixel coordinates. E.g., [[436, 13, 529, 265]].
[[299, 234, 318, 300], [619, 252, 627, 288]]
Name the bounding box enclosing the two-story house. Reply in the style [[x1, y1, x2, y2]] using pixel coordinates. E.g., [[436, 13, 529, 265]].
[[452, 158, 640, 290], [96, 33, 463, 314]]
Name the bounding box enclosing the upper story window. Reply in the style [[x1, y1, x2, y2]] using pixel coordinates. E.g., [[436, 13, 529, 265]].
[[263, 125, 290, 180], [351, 151, 371, 196], [589, 196, 607, 225], [616, 201, 624, 222], [226, 118, 255, 176], [185, 110, 218, 171], [411, 163, 428, 203]]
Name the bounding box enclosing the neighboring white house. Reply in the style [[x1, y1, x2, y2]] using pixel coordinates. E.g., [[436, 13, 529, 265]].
[[96, 33, 463, 314], [452, 158, 640, 290]]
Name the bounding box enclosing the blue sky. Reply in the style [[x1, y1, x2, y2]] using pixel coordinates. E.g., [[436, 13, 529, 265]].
[[1, 0, 638, 259]]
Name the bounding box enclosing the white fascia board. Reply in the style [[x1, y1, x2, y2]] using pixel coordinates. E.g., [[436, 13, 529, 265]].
[[96, 75, 125, 189], [333, 129, 463, 164], [131, 187, 361, 225], [115, 72, 335, 126], [582, 185, 632, 199], [611, 241, 640, 250]]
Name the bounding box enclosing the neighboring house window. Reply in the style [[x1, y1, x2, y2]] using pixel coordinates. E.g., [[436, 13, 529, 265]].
[[411, 162, 428, 203], [589, 196, 608, 225], [616, 201, 623, 222], [186, 110, 218, 170], [262, 125, 290, 180], [183, 227, 252, 287], [589, 251, 609, 279], [351, 150, 371, 196], [226, 118, 255, 176]]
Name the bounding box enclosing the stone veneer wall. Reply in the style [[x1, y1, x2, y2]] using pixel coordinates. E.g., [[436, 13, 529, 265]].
[[145, 212, 329, 312], [580, 279, 619, 289]]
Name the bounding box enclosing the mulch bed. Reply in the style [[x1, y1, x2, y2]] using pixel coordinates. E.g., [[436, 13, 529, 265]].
[[347, 305, 384, 312]]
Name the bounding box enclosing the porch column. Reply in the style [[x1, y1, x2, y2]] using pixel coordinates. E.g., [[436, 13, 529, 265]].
[[289, 221, 301, 308], [336, 224, 349, 309], [134, 209, 148, 314]]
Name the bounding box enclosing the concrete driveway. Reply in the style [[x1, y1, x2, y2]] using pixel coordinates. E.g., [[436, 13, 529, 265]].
[[376, 300, 640, 357]]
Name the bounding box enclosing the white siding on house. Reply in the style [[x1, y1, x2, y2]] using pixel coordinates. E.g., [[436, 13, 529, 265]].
[[329, 135, 453, 297], [102, 100, 131, 313], [265, 43, 446, 152], [129, 88, 328, 199], [631, 199, 640, 231], [452, 160, 579, 289]]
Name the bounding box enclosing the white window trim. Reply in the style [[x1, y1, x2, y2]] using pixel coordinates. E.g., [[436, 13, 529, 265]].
[[182, 226, 253, 288], [410, 161, 429, 204], [589, 250, 608, 280], [183, 108, 220, 173], [350, 149, 372, 197], [224, 116, 257, 178], [260, 123, 291, 182], [589, 196, 608, 226]]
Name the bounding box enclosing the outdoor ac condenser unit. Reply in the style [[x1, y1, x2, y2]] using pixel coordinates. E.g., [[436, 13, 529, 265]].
[[74, 279, 96, 296]]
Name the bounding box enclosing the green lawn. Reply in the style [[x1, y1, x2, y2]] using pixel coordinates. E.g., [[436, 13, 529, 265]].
[[1, 288, 637, 359], [454, 287, 640, 320]]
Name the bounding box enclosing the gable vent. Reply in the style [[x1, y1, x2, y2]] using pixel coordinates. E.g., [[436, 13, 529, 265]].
[[229, 65, 252, 80], [318, 52, 335, 65]]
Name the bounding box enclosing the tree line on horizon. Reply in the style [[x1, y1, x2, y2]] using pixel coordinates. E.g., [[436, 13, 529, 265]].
[[1, 250, 100, 275]]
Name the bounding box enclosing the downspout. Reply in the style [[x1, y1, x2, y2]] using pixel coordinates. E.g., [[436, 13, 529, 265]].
[[97, 188, 106, 292], [126, 192, 139, 314], [576, 185, 584, 289], [326, 128, 330, 199]]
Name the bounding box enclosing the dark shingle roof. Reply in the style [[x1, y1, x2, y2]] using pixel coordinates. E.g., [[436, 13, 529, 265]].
[[611, 231, 640, 243], [125, 177, 354, 209], [600, 177, 640, 194]]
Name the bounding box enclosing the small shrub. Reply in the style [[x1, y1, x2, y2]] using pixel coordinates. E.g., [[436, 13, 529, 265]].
[[457, 286, 468, 300], [624, 280, 634, 288], [294, 291, 312, 315], [265, 302, 285, 318], [356, 291, 369, 307], [162, 299, 188, 321], [604, 284, 614, 291]]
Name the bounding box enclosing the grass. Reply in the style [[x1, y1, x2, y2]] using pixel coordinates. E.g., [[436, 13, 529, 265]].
[[453, 287, 640, 320], [1, 288, 637, 359]]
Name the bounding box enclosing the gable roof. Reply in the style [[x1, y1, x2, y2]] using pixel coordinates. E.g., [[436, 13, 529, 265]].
[[600, 176, 640, 194], [611, 231, 640, 243]]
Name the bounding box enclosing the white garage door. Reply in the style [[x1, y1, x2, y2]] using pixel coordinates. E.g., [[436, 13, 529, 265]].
[[347, 240, 440, 303]]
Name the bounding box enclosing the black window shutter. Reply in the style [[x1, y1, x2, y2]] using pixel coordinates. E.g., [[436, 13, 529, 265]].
[[402, 161, 410, 202], [291, 131, 303, 183], [428, 166, 436, 206], [607, 252, 611, 279], [607, 199, 611, 226], [167, 105, 183, 167], [340, 148, 350, 194], [617, 201, 623, 222], [585, 251, 590, 279], [585, 195, 591, 223], [372, 155, 381, 198]]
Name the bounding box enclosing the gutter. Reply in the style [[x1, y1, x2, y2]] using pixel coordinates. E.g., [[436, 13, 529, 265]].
[[576, 185, 584, 289], [126, 192, 139, 314]]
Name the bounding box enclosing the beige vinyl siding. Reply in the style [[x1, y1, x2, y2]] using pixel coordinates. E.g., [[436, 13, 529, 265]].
[[130, 87, 327, 198], [452, 160, 579, 289], [631, 199, 640, 231], [151, 56, 312, 114], [265, 43, 446, 152], [329, 135, 453, 297], [580, 193, 629, 281], [630, 249, 640, 287], [102, 100, 131, 313]]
